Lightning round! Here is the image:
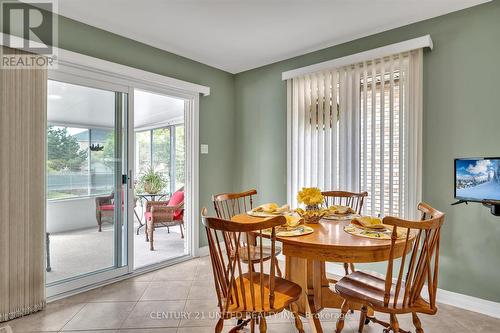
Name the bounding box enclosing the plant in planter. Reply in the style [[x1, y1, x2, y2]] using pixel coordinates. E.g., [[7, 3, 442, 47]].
[[137, 168, 167, 194]]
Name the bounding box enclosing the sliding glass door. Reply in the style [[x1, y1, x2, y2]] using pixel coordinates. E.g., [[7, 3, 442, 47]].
[[46, 77, 130, 294]]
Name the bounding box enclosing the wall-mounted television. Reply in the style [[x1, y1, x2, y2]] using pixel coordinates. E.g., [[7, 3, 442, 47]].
[[455, 157, 500, 202]]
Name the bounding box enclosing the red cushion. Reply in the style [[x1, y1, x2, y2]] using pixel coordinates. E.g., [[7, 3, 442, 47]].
[[99, 204, 115, 211], [145, 211, 152, 221], [169, 190, 184, 220], [169, 190, 184, 206]]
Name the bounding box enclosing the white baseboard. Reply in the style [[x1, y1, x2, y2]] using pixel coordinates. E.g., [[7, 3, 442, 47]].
[[324, 262, 500, 319], [435, 288, 500, 319]]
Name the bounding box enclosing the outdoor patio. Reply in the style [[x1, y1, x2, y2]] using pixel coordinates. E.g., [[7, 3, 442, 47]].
[[46, 220, 186, 284]]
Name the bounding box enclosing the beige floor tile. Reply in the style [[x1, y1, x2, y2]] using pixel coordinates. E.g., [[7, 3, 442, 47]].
[[265, 322, 299, 332], [121, 301, 185, 329], [128, 271, 157, 282], [141, 281, 192, 301], [62, 302, 136, 331], [187, 280, 217, 300], [59, 331, 117, 333], [118, 329, 176, 333], [152, 261, 198, 281], [436, 303, 500, 332], [177, 327, 214, 333], [93, 281, 150, 302], [6, 302, 85, 332], [179, 299, 219, 327]]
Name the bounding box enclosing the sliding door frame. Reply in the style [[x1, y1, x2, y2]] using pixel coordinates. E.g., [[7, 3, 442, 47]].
[[129, 83, 200, 265], [46, 70, 131, 297], [45, 49, 202, 298]]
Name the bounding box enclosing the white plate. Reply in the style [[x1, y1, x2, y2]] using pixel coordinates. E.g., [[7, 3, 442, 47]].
[[323, 213, 360, 221]]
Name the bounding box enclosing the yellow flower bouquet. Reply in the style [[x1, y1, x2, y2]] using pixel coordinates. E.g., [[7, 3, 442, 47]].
[[296, 187, 326, 223], [297, 187, 324, 207]]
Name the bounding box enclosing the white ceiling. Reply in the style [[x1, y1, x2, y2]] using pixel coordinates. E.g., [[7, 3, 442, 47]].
[[57, 0, 490, 73], [48, 81, 184, 129]]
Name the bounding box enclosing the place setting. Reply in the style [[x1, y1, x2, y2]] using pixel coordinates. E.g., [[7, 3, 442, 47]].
[[247, 202, 315, 237], [344, 216, 407, 240]]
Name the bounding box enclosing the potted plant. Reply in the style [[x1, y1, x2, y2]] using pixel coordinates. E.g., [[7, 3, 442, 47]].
[[137, 168, 166, 194]]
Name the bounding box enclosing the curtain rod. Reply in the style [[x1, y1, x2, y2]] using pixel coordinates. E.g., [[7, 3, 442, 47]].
[[282, 35, 433, 81]]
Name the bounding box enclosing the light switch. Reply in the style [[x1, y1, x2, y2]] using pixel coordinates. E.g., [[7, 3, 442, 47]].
[[201, 144, 209, 154]]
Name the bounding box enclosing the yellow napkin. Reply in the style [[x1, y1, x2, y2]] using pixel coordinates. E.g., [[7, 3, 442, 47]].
[[328, 205, 355, 215], [252, 203, 290, 214], [284, 215, 302, 228], [351, 216, 385, 230], [252, 203, 278, 213]]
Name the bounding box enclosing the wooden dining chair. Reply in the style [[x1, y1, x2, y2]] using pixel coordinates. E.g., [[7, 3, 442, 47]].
[[201, 208, 304, 333], [322, 190, 368, 275], [212, 189, 282, 277], [321, 190, 368, 214], [334, 202, 445, 333]]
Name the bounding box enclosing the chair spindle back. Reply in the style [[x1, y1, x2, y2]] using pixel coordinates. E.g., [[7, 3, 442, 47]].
[[201, 208, 285, 314], [212, 189, 257, 220], [383, 202, 445, 310], [321, 191, 368, 214]]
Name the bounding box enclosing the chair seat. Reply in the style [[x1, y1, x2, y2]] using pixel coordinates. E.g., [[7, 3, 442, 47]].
[[99, 204, 115, 211], [237, 245, 282, 264], [144, 211, 183, 222], [224, 272, 301, 315], [334, 270, 433, 314]]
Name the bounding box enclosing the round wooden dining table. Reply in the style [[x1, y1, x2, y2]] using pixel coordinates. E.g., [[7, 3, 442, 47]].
[[231, 214, 413, 333]]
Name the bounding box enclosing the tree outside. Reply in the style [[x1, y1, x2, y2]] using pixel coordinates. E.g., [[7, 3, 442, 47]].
[[47, 126, 87, 172]]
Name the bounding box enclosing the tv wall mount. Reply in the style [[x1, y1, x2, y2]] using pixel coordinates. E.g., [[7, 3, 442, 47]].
[[451, 199, 500, 216]]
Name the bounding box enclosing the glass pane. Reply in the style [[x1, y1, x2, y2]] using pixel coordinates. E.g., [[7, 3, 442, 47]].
[[175, 125, 185, 190], [89, 128, 115, 195], [135, 130, 151, 178], [47, 126, 89, 199], [152, 127, 171, 193], [46, 80, 126, 284]]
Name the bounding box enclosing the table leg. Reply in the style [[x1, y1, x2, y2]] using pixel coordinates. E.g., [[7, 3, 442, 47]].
[[285, 256, 324, 333], [135, 209, 144, 235], [135, 198, 146, 235]]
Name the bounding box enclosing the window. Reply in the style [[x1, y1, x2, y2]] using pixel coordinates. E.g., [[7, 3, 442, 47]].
[[152, 127, 172, 191], [175, 125, 185, 189], [287, 50, 423, 218], [47, 126, 115, 200], [360, 71, 402, 216], [135, 124, 185, 194]]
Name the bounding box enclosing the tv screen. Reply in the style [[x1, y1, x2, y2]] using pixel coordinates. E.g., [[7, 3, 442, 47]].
[[455, 158, 500, 202]]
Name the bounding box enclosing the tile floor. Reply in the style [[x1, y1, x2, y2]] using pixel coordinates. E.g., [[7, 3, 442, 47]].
[[4, 256, 500, 332]]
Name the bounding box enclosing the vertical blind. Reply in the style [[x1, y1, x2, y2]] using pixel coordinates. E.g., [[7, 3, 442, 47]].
[[0, 46, 47, 322], [287, 50, 422, 218]]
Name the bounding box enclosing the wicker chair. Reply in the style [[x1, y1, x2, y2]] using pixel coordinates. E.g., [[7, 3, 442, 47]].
[[95, 192, 116, 232], [144, 187, 185, 251], [95, 191, 138, 232]]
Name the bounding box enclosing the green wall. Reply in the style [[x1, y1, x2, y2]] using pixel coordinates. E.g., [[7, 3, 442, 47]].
[[234, 0, 500, 302], [3, 0, 500, 302], [53, 17, 237, 248], [0, 5, 236, 248]]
